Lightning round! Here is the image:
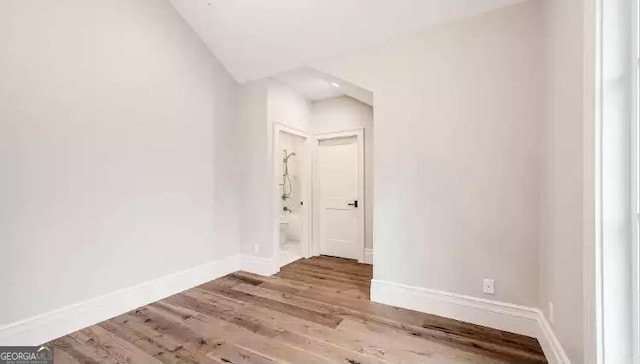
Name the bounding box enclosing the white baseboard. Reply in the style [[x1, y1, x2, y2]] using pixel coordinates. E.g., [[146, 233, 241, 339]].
[[364, 248, 373, 264], [0, 254, 241, 346], [0, 256, 570, 363], [241, 254, 279, 276], [371, 279, 570, 364], [534, 310, 572, 364]]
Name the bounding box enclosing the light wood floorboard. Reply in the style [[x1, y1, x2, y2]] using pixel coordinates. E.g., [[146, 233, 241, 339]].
[[49, 256, 547, 363]]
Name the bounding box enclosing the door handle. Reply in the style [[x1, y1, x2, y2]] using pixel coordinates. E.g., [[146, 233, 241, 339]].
[[347, 200, 358, 208]]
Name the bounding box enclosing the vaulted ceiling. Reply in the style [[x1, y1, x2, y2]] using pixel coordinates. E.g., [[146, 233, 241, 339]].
[[170, 0, 524, 83]]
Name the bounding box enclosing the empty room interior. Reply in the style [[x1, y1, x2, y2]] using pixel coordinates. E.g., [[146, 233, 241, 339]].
[[1, 0, 639, 363]]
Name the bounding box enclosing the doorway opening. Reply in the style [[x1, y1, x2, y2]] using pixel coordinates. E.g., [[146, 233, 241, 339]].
[[268, 67, 374, 271], [275, 126, 310, 267]]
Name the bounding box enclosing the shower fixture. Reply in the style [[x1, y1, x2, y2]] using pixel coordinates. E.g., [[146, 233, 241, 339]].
[[284, 152, 297, 161], [281, 150, 296, 203]]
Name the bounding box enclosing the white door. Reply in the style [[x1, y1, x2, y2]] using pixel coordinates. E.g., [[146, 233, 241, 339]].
[[317, 134, 363, 261]]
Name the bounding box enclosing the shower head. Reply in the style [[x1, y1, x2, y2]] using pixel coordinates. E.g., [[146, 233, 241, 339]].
[[284, 152, 296, 161]]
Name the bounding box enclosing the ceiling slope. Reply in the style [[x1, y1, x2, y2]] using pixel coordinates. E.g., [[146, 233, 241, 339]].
[[271, 67, 373, 105], [170, 0, 524, 83]]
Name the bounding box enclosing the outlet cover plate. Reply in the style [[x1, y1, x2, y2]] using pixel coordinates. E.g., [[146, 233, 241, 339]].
[[483, 278, 495, 294]]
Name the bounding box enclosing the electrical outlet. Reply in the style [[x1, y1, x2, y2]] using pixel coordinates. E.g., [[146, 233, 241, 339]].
[[253, 244, 260, 254], [548, 301, 554, 324], [482, 278, 495, 294]]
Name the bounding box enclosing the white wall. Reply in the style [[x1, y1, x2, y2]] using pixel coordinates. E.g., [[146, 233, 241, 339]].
[[312, 1, 544, 307], [237, 81, 271, 257], [539, 1, 586, 362], [311, 97, 374, 250], [268, 81, 312, 132], [0, 0, 239, 327], [309, 1, 590, 361]]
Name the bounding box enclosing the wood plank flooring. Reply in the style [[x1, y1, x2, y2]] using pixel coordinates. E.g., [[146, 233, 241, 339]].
[[49, 256, 547, 363]]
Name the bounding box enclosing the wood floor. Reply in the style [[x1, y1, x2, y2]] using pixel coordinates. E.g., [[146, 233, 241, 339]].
[[49, 256, 547, 363]]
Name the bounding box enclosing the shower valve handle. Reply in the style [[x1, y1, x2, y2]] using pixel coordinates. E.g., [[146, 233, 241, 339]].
[[347, 200, 358, 208]]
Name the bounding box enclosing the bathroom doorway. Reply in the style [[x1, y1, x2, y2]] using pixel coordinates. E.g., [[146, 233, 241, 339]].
[[273, 124, 311, 267]]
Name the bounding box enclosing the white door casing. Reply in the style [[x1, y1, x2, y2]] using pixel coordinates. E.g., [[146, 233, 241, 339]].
[[272, 123, 312, 269]]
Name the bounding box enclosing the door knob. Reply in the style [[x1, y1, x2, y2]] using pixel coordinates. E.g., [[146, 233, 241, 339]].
[[347, 200, 358, 208]]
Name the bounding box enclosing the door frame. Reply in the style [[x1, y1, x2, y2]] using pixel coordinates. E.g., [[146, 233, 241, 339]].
[[272, 122, 312, 269], [312, 127, 365, 263]]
